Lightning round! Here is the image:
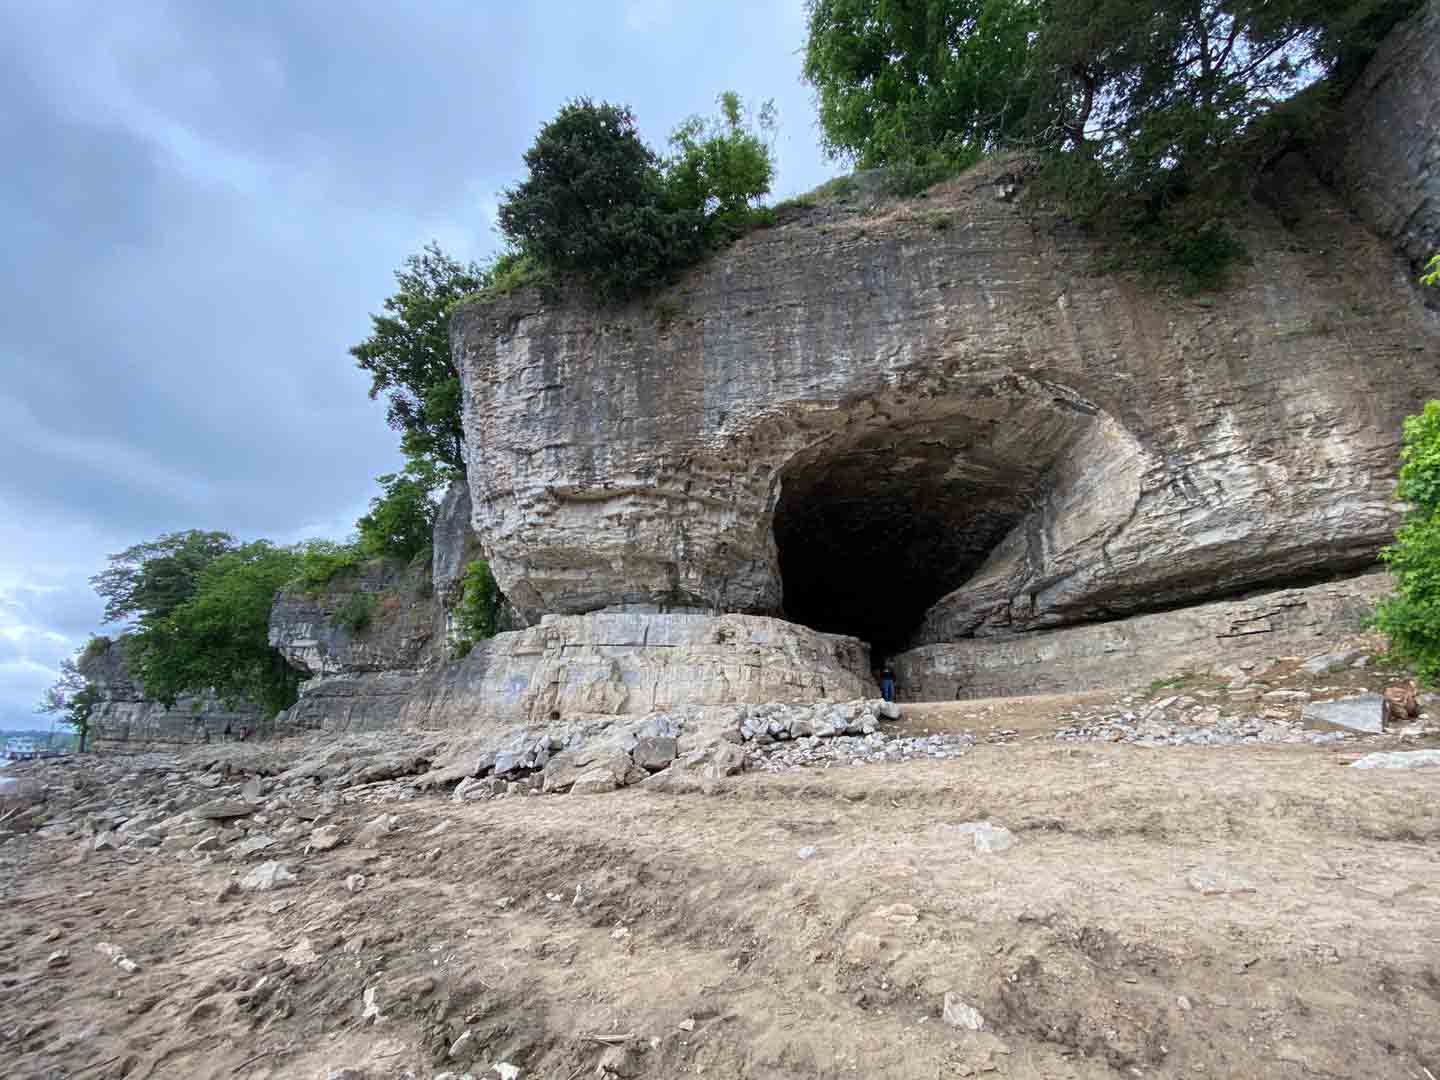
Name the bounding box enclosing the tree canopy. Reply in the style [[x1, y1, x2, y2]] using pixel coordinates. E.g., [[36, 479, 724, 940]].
[[90, 530, 237, 627], [350, 242, 483, 473], [802, 0, 1421, 270], [497, 95, 775, 302], [354, 456, 443, 562], [130, 541, 304, 715]]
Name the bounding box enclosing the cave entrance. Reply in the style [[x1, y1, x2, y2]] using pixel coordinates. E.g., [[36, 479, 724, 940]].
[[771, 387, 1101, 658]]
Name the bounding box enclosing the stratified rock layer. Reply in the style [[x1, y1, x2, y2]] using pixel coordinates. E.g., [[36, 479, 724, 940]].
[[276, 613, 871, 733], [892, 573, 1387, 700], [453, 153, 1440, 650], [77, 638, 263, 751]]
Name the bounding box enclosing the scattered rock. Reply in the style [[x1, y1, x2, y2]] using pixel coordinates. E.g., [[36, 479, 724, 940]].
[[493, 1064, 521, 1080], [240, 861, 297, 891], [46, 950, 69, 968], [1384, 684, 1419, 722], [189, 799, 255, 821], [345, 874, 367, 893], [92, 830, 118, 852], [569, 768, 619, 796], [1186, 869, 1257, 896], [1301, 649, 1363, 675], [361, 985, 384, 1024], [953, 821, 1015, 854], [354, 814, 393, 848], [448, 1029, 474, 1059], [631, 735, 679, 772], [1350, 749, 1440, 770], [307, 824, 343, 852], [233, 834, 276, 858], [1302, 694, 1386, 735], [942, 993, 985, 1031], [797, 845, 818, 860], [678, 1018, 696, 1032]]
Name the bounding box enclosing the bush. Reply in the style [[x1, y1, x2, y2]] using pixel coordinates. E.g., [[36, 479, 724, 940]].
[[1373, 401, 1440, 682], [451, 560, 499, 658], [496, 95, 777, 303], [292, 540, 367, 590], [666, 93, 777, 238], [335, 593, 377, 635]]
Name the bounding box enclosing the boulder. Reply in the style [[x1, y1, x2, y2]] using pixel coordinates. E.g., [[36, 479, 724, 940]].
[[240, 861, 296, 891], [1302, 694, 1386, 735], [632, 736, 679, 772], [189, 799, 255, 821]]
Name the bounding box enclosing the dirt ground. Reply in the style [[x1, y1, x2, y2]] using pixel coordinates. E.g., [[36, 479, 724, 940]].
[[3, 704, 1440, 1080]]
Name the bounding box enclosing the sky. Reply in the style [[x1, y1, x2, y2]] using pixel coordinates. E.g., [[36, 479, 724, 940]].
[[0, 0, 841, 731]]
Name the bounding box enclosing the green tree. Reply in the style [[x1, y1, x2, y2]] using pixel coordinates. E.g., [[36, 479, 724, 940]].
[[90, 530, 236, 626], [802, 0, 1038, 169], [451, 560, 499, 658], [667, 93, 778, 237], [130, 541, 303, 715], [350, 242, 483, 472], [37, 654, 99, 753], [803, 0, 1418, 232], [497, 99, 709, 302], [355, 456, 443, 561], [1374, 401, 1440, 682]]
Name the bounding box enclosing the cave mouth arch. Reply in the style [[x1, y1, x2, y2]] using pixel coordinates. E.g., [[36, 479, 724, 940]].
[[770, 381, 1104, 659]]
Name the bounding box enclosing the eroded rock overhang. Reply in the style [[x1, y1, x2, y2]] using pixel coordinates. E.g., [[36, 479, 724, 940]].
[[453, 148, 1440, 652]]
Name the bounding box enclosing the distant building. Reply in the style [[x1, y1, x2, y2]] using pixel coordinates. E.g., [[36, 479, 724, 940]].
[[4, 737, 38, 760]]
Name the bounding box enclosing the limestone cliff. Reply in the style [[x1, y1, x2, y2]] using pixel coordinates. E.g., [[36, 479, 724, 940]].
[[77, 637, 263, 751], [452, 148, 1440, 656]]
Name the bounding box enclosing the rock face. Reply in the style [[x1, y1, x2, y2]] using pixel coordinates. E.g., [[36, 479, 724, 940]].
[[77, 638, 263, 751], [399, 613, 873, 730], [269, 556, 439, 733], [893, 574, 1385, 700], [269, 556, 438, 679], [1318, 0, 1440, 281], [453, 151, 1440, 655]]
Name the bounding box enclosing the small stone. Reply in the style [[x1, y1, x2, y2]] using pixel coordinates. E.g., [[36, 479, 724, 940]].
[[493, 1064, 521, 1080], [46, 949, 69, 968], [1186, 869, 1256, 896], [797, 845, 818, 860], [942, 993, 985, 1031], [241, 777, 264, 802], [345, 874, 367, 894], [240, 861, 296, 892], [953, 821, 1016, 854], [354, 814, 393, 848], [189, 799, 255, 821], [448, 1029, 474, 1059], [190, 834, 220, 854], [234, 834, 276, 858], [116, 957, 141, 974], [1350, 749, 1440, 770], [361, 985, 384, 1024], [307, 824, 343, 852], [678, 1017, 696, 1032], [1177, 995, 1192, 1011], [92, 831, 118, 852]]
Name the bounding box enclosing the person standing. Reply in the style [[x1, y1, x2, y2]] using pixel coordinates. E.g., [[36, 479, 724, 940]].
[[881, 666, 896, 703]]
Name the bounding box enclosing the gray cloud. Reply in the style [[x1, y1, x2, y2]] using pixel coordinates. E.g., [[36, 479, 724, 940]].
[[0, 0, 838, 729]]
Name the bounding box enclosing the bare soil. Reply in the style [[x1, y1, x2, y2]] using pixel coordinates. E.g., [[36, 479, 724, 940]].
[[3, 709, 1440, 1079]]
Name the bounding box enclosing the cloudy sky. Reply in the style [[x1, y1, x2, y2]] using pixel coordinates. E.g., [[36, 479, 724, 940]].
[[0, 0, 840, 731]]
